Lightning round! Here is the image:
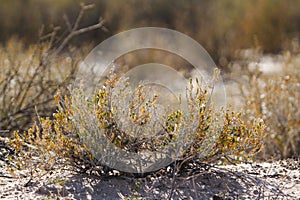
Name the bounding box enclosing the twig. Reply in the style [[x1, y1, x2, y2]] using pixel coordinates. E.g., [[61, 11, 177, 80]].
[[56, 19, 105, 54], [56, 4, 104, 54], [224, 155, 238, 165], [0, 130, 9, 133], [191, 176, 199, 199], [24, 171, 33, 187], [63, 14, 72, 33], [168, 160, 177, 200]]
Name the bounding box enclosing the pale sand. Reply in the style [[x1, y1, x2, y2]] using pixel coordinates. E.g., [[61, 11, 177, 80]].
[[0, 159, 299, 199]]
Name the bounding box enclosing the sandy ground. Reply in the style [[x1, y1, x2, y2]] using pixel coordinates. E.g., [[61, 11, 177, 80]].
[[0, 159, 299, 200]]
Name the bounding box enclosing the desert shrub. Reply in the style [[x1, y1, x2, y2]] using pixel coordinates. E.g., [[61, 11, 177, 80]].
[[7, 72, 265, 178], [0, 4, 104, 134], [0, 38, 77, 133], [235, 51, 300, 159]]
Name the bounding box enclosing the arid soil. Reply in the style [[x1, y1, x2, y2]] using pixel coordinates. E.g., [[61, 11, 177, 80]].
[[1, 159, 299, 199]]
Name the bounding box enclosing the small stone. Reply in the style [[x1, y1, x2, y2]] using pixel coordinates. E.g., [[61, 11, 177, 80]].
[[36, 187, 51, 196], [253, 190, 259, 195], [213, 195, 224, 200]]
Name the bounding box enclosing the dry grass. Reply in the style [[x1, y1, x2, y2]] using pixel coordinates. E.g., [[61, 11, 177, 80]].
[[229, 49, 300, 159], [0, 38, 78, 133], [0, 3, 104, 133]]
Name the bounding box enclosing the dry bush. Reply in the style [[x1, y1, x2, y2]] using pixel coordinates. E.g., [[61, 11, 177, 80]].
[[0, 3, 104, 134], [232, 51, 300, 159], [7, 72, 265, 178], [0, 38, 77, 133]]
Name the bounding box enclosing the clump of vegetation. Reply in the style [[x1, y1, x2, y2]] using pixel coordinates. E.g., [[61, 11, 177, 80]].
[[7, 71, 265, 178], [238, 51, 300, 159], [0, 37, 77, 133], [0, 3, 104, 133]]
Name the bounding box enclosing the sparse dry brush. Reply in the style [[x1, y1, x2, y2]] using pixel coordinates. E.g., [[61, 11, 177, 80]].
[[0, 38, 78, 133], [239, 52, 300, 159], [0, 3, 104, 133]]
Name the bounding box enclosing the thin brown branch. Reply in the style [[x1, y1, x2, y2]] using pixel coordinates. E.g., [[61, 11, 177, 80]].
[[56, 19, 105, 54], [63, 14, 72, 32]]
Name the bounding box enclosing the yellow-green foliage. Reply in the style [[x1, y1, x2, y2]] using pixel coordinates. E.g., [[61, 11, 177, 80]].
[[8, 73, 265, 177]]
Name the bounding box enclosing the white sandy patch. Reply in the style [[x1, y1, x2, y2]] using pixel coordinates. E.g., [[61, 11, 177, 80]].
[[1, 159, 299, 199]]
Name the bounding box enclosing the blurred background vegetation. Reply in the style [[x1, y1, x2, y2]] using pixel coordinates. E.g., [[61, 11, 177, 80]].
[[1, 0, 300, 66]]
